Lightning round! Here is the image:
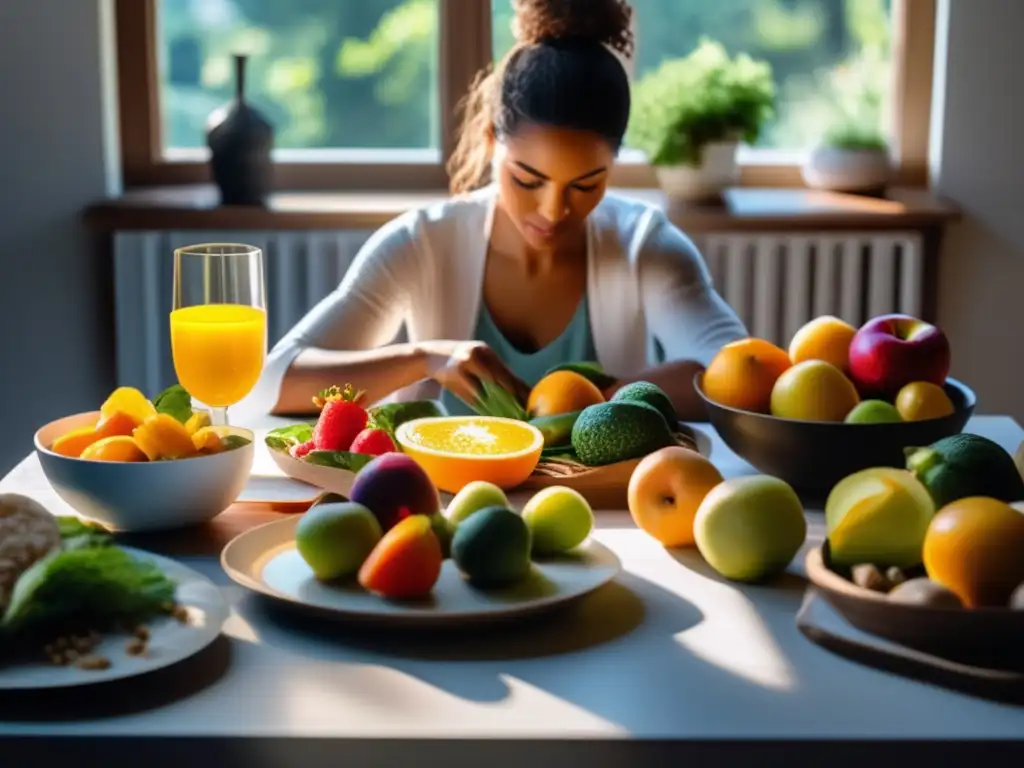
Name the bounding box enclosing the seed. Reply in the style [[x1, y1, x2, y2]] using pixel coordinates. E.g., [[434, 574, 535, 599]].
[[132, 625, 150, 641], [171, 605, 190, 624], [125, 638, 147, 656], [74, 655, 111, 671]]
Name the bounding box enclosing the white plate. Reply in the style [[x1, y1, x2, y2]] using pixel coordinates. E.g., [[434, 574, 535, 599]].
[[237, 474, 322, 506], [221, 516, 621, 628], [0, 549, 229, 690], [265, 443, 359, 498]]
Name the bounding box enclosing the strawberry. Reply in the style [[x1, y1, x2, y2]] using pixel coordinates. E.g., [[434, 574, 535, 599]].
[[349, 427, 396, 456], [311, 384, 368, 451], [290, 439, 315, 459]]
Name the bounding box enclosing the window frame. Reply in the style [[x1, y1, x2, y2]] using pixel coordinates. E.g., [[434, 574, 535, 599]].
[[116, 0, 935, 191]]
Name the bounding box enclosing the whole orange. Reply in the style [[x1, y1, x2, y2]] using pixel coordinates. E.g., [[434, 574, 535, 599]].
[[527, 371, 605, 418], [627, 446, 724, 547], [701, 338, 792, 413], [788, 315, 857, 371], [922, 496, 1024, 608]]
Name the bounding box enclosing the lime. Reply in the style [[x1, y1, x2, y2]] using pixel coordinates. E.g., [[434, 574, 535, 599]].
[[521, 486, 594, 555], [845, 400, 902, 424]]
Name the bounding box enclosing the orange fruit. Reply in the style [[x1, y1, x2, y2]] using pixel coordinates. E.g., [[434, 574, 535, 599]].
[[895, 381, 955, 421], [701, 338, 792, 413], [358, 515, 443, 599], [627, 446, 724, 547], [770, 360, 861, 422], [394, 416, 543, 494], [99, 386, 157, 427], [922, 496, 1024, 608], [50, 410, 140, 457], [527, 371, 605, 418], [788, 315, 857, 371], [80, 435, 148, 462], [132, 414, 199, 461], [191, 426, 226, 454]]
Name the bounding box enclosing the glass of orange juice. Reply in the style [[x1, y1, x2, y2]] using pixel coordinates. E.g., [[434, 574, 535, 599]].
[[171, 243, 267, 426]]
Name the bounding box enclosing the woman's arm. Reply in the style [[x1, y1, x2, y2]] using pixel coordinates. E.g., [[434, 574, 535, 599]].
[[611, 213, 748, 422], [262, 217, 432, 415]]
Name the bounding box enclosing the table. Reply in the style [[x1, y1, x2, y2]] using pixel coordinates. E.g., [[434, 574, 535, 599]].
[[2, 416, 1023, 766]]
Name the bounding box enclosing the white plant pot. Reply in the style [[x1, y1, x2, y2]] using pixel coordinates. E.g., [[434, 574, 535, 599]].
[[654, 140, 739, 203], [802, 146, 892, 194]]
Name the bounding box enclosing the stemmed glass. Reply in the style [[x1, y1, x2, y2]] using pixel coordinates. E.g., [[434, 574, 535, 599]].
[[171, 244, 267, 426]]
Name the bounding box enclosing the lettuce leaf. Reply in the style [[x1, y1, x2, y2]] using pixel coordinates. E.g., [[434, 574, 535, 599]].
[[305, 450, 374, 473], [265, 423, 314, 452]]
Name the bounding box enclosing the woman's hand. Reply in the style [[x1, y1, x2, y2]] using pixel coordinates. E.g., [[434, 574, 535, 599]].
[[424, 340, 531, 408]]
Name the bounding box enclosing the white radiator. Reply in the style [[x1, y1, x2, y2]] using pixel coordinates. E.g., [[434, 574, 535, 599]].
[[698, 231, 925, 347], [113, 229, 925, 397]]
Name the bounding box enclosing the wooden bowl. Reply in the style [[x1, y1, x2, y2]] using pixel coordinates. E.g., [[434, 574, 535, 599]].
[[805, 544, 1024, 670], [695, 372, 976, 496], [516, 424, 713, 509]]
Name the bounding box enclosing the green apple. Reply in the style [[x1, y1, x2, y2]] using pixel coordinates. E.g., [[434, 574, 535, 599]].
[[845, 400, 903, 424], [294, 502, 383, 581], [693, 476, 807, 582], [445, 481, 509, 526], [824, 467, 935, 568], [521, 486, 594, 555]]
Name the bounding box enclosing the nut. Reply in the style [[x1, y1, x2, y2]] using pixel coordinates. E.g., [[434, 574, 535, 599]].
[[852, 563, 891, 593], [74, 655, 111, 671]]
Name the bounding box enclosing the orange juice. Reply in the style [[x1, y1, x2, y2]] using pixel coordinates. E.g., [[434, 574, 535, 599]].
[[170, 304, 266, 407]]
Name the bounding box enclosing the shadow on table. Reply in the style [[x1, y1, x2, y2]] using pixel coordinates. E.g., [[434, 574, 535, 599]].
[[0, 635, 232, 722]]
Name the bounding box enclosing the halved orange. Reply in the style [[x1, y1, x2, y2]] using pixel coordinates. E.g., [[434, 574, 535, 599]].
[[394, 416, 544, 494]]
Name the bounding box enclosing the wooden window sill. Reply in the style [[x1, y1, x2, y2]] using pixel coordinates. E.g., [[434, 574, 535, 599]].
[[84, 184, 960, 234]]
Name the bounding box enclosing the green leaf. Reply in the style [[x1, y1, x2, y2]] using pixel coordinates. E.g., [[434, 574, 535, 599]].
[[221, 435, 252, 451], [265, 423, 314, 452], [305, 450, 374, 473], [2, 546, 176, 638], [469, 380, 529, 421], [367, 400, 444, 443], [57, 516, 112, 550], [153, 384, 194, 424]]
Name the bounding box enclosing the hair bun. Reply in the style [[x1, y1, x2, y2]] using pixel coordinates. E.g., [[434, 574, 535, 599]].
[[512, 0, 634, 58]]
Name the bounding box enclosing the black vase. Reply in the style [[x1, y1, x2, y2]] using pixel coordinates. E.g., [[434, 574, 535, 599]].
[[206, 54, 274, 206]]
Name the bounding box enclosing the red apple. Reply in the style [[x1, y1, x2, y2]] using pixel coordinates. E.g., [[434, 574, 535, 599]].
[[848, 314, 951, 397]]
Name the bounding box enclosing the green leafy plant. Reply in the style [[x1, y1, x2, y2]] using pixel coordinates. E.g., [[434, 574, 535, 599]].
[[627, 39, 776, 167], [821, 118, 888, 152]]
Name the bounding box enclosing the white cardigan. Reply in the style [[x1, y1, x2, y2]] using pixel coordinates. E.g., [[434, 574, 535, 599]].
[[238, 185, 748, 415]]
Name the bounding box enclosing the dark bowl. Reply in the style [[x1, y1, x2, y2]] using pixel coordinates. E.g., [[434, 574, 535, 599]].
[[694, 372, 976, 497]]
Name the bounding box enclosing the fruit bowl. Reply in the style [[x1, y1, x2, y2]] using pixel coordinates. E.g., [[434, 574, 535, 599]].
[[695, 372, 976, 495], [35, 410, 254, 532], [805, 544, 1024, 670]]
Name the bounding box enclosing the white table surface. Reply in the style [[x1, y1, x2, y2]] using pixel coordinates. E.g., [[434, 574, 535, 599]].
[[3, 415, 1024, 765]]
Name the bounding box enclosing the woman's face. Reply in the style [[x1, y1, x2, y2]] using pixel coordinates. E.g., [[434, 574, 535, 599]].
[[493, 124, 616, 252]]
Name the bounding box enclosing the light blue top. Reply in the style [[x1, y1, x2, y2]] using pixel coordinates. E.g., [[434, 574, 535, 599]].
[[440, 295, 598, 416]]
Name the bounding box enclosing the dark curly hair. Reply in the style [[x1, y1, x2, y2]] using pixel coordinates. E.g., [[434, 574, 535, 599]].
[[447, 0, 635, 194]]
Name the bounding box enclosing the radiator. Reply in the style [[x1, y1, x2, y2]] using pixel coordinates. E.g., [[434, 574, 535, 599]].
[[113, 229, 925, 397], [699, 231, 925, 347]]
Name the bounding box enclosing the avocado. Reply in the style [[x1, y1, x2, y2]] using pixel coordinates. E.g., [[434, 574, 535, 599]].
[[450, 506, 532, 588], [530, 410, 583, 449], [571, 401, 675, 466], [906, 433, 1024, 508], [611, 381, 678, 427]]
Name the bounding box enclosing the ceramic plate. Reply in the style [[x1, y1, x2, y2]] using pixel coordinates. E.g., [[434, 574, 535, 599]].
[[0, 549, 229, 690], [221, 516, 621, 628]]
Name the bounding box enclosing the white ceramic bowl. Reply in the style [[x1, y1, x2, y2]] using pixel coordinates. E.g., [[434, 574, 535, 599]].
[[34, 411, 254, 532]]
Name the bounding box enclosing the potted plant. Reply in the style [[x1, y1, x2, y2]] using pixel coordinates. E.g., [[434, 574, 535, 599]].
[[627, 39, 775, 203], [802, 119, 891, 195]]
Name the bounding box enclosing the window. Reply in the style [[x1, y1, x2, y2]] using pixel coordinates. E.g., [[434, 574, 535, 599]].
[[494, 0, 893, 155], [157, 0, 440, 156], [116, 0, 934, 190]]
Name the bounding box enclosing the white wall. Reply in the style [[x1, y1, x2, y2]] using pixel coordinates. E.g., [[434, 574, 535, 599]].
[[931, 0, 1024, 423], [0, 0, 120, 473]]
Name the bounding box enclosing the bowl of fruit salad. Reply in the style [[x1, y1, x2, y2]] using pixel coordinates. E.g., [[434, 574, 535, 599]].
[[695, 314, 976, 497], [34, 384, 254, 532]]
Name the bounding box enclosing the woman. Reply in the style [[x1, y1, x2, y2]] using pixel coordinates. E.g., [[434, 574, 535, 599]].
[[250, 0, 747, 422]]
